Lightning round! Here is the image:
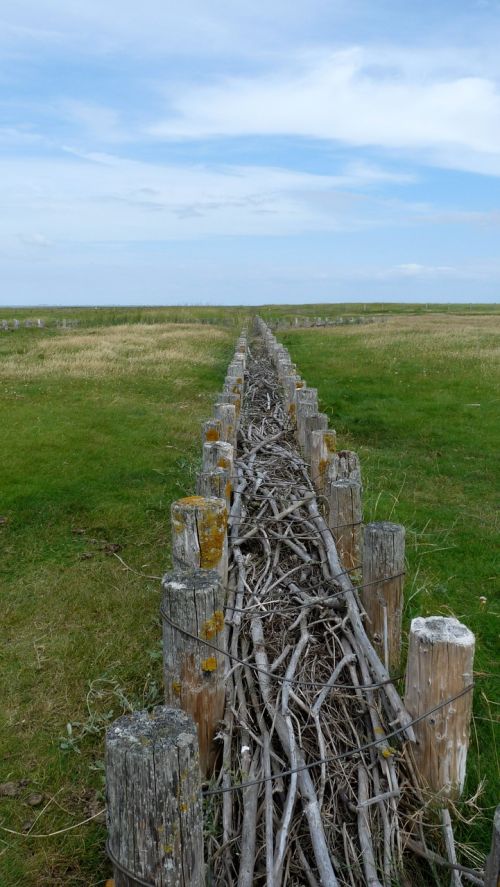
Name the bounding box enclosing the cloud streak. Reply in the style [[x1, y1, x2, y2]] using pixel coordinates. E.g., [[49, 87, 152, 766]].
[[150, 47, 500, 175]]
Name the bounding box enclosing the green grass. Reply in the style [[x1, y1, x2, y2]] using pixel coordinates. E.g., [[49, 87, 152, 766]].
[[0, 316, 236, 885], [280, 312, 499, 857]]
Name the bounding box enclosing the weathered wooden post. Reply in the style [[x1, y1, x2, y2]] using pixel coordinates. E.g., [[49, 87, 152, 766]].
[[296, 388, 319, 450], [162, 568, 226, 776], [214, 402, 237, 451], [310, 429, 337, 494], [303, 413, 328, 462], [202, 418, 222, 445], [485, 806, 500, 887], [202, 440, 234, 475], [106, 707, 204, 886], [328, 450, 362, 485], [404, 616, 475, 799], [361, 522, 405, 671], [327, 479, 362, 571], [196, 467, 232, 509], [171, 496, 228, 583]]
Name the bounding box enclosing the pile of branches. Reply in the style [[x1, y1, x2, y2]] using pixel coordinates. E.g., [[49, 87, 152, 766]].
[[205, 339, 470, 887]]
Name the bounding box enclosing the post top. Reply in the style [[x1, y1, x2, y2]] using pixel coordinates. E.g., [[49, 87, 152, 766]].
[[162, 567, 221, 592], [365, 520, 405, 535], [411, 616, 475, 647], [106, 706, 197, 751]]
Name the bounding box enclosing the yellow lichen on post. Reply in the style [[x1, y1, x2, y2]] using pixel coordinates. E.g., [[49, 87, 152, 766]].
[[171, 496, 228, 582], [196, 499, 227, 571]]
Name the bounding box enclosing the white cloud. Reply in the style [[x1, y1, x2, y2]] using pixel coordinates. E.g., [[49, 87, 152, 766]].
[[149, 47, 500, 175], [0, 151, 422, 246]]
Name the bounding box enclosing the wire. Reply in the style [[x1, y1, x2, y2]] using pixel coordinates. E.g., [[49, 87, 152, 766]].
[[159, 607, 403, 691], [202, 684, 474, 797]]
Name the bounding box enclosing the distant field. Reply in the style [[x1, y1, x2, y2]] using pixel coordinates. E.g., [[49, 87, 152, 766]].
[[0, 314, 235, 885], [0, 306, 498, 884], [281, 312, 499, 856]]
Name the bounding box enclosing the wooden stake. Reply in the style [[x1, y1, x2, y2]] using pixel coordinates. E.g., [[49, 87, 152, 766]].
[[303, 412, 328, 463], [404, 616, 475, 799], [202, 440, 234, 476], [296, 388, 319, 450], [162, 568, 226, 776], [327, 479, 362, 571], [202, 418, 222, 445], [485, 805, 500, 887], [196, 468, 232, 509], [361, 521, 405, 671], [171, 496, 228, 583], [106, 706, 204, 886], [214, 402, 237, 451], [310, 429, 337, 494], [328, 450, 362, 485]]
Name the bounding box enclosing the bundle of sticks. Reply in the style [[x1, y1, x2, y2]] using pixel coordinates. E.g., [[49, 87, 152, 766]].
[[205, 339, 468, 887]]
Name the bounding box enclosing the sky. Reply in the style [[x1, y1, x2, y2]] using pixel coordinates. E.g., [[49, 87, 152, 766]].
[[1, 0, 500, 305]]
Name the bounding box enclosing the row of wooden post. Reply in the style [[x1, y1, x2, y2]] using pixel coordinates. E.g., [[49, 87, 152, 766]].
[[256, 317, 477, 802], [104, 320, 499, 886], [104, 331, 249, 885]]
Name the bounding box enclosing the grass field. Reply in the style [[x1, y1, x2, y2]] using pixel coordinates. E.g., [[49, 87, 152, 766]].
[[0, 306, 498, 884], [0, 313, 236, 885]]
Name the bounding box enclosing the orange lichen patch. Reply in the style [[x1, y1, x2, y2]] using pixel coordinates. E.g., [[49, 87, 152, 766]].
[[213, 610, 224, 631], [201, 656, 218, 672], [319, 458, 330, 481], [197, 503, 227, 569], [178, 495, 205, 506], [217, 457, 230, 470], [206, 428, 219, 442], [225, 481, 232, 500], [172, 680, 181, 696], [288, 403, 296, 417], [295, 381, 304, 389], [200, 611, 224, 639], [324, 432, 337, 453]]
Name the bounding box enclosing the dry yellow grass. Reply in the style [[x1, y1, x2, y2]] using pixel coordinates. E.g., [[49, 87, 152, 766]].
[[316, 314, 500, 374], [0, 323, 228, 380]]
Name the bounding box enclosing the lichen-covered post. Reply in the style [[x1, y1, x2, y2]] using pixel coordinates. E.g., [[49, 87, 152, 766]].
[[202, 440, 234, 476], [171, 496, 228, 584], [328, 450, 362, 485], [162, 569, 226, 776], [310, 429, 337, 494], [327, 478, 362, 571], [196, 467, 232, 509], [214, 402, 237, 451], [296, 388, 319, 450], [404, 616, 475, 799], [106, 707, 204, 887], [361, 522, 405, 671], [202, 418, 222, 445]]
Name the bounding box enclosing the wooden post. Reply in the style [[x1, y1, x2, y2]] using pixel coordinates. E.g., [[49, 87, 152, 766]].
[[361, 521, 405, 671], [303, 413, 328, 463], [162, 568, 226, 776], [296, 388, 319, 450], [327, 479, 362, 571], [216, 391, 240, 415], [485, 806, 500, 887], [202, 418, 222, 445], [106, 707, 204, 886], [328, 450, 362, 486], [202, 440, 234, 475], [214, 402, 237, 451], [404, 616, 475, 799], [171, 496, 228, 583], [310, 429, 337, 494], [196, 467, 232, 509]]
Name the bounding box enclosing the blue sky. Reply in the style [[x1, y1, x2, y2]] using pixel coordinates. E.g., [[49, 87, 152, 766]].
[[1, 0, 500, 305]]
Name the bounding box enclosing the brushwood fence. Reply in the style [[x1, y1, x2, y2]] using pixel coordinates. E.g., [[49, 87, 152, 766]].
[[104, 318, 499, 887]]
